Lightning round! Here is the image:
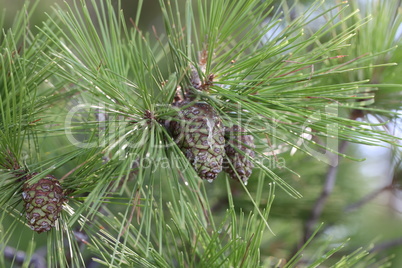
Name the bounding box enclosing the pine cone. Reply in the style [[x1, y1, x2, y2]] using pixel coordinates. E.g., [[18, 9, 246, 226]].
[[223, 125, 255, 184], [170, 102, 225, 181], [22, 174, 66, 233]]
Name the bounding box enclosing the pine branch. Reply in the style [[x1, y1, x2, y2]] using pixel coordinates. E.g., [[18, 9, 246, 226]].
[[344, 185, 393, 213], [1, 0, 402, 267], [302, 140, 349, 243]]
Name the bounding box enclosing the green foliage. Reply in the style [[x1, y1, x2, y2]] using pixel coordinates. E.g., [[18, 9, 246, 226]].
[[0, 0, 401, 267]]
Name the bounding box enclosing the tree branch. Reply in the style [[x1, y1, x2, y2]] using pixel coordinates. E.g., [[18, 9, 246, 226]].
[[344, 185, 393, 212], [302, 140, 349, 243]]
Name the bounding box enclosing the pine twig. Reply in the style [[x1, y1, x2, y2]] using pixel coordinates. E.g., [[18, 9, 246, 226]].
[[344, 185, 393, 212], [346, 152, 400, 212], [302, 140, 349, 243]]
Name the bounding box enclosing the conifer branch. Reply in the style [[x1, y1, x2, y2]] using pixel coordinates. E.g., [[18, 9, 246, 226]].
[[1, 0, 402, 266], [302, 140, 349, 243]]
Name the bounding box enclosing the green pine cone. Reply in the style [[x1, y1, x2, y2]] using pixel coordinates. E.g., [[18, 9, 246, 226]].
[[22, 174, 66, 233], [223, 125, 255, 184], [170, 102, 225, 181]]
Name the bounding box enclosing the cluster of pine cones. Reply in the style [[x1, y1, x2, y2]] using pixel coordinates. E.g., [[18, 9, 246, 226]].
[[167, 101, 255, 184], [12, 69, 255, 234]]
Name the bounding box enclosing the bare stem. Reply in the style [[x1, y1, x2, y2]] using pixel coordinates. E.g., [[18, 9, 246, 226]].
[[302, 140, 349, 243], [344, 185, 393, 212]]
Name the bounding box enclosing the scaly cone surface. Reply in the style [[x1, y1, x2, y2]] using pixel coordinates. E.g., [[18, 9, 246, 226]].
[[170, 102, 225, 181], [22, 174, 66, 233], [223, 125, 255, 184]]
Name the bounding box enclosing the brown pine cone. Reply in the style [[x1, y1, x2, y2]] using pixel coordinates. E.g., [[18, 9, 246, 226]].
[[169, 102, 225, 181], [22, 174, 66, 233]]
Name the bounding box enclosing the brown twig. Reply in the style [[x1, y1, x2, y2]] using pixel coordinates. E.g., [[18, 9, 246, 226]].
[[322, 53, 369, 74], [239, 233, 255, 268], [344, 185, 394, 212], [306, 96, 343, 105], [302, 140, 349, 244], [60, 159, 91, 182], [129, 18, 145, 40], [121, 189, 142, 236]]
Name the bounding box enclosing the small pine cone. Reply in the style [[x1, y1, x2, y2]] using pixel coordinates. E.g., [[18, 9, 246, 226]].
[[22, 174, 66, 233], [223, 125, 255, 184], [170, 102, 225, 181]]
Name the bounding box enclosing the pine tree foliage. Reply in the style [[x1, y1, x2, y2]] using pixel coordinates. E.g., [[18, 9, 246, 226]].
[[0, 0, 401, 267]]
